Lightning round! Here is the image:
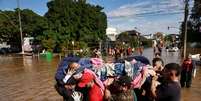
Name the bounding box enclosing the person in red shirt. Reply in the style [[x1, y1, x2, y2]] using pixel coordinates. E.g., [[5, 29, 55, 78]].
[[78, 72, 104, 101], [180, 56, 195, 88], [127, 47, 132, 56]]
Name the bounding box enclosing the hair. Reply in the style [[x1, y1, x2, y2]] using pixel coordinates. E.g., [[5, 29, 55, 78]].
[[164, 63, 181, 76], [152, 57, 164, 66], [68, 62, 76, 68], [155, 52, 161, 57], [66, 62, 79, 73], [118, 75, 132, 87]]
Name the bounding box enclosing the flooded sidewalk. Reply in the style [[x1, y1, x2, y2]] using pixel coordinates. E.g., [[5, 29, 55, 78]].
[[0, 48, 200, 101]]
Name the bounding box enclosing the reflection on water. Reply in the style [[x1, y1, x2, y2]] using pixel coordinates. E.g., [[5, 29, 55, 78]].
[[181, 67, 201, 101], [0, 48, 200, 101], [0, 55, 62, 101]]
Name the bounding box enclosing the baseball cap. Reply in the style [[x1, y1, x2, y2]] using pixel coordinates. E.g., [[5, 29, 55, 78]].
[[78, 72, 94, 88]]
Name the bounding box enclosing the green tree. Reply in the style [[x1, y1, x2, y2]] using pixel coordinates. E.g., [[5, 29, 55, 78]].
[[180, 0, 201, 43], [44, 0, 107, 50], [37, 30, 57, 52], [0, 0, 107, 53], [164, 34, 172, 43], [0, 9, 48, 49], [0, 10, 20, 48], [20, 9, 48, 37], [117, 31, 138, 48]]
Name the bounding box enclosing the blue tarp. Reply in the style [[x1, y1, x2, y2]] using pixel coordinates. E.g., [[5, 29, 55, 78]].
[[78, 58, 92, 69], [55, 56, 80, 85], [55, 55, 150, 85]]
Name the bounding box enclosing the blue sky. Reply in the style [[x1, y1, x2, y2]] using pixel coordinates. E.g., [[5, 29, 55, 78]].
[[0, 0, 194, 35]]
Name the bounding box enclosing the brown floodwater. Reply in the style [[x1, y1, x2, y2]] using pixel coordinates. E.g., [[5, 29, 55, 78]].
[[0, 55, 62, 101], [0, 48, 200, 101]]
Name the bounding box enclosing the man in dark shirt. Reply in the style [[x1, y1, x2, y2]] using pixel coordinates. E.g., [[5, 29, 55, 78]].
[[151, 63, 181, 101], [155, 81, 181, 101]]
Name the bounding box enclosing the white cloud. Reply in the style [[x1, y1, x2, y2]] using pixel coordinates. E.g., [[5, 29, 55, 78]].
[[107, 0, 184, 18], [107, 0, 186, 34], [107, 1, 148, 18], [140, 20, 181, 34], [109, 14, 183, 35]]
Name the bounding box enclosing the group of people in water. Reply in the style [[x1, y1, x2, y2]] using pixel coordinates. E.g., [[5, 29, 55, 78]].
[[54, 46, 196, 101]]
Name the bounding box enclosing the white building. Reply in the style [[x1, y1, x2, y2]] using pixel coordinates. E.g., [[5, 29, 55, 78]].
[[143, 34, 153, 39], [106, 27, 118, 41], [23, 37, 34, 52]]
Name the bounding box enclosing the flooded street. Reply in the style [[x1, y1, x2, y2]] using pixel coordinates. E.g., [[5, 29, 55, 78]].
[[0, 48, 200, 101], [0, 56, 62, 101]]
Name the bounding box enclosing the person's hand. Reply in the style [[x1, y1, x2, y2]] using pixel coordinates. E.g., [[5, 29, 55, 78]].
[[65, 84, 76, 89], [151, 80, 157, 97], [151, 78, 160, 97], [104, 78, 114, 87], [159, 66, 164, 71], [147, 69, 156, 76], [104, 89, 112, 100], [72, 91, 82, 101], [152, 80, 160, 88], [152, 75, 158, 81], [142, 89, 146, 96], [67, 69, 76, 75]]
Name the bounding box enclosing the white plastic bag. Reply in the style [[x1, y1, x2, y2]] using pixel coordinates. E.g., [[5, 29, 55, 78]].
[[193, 68, 197, 78]]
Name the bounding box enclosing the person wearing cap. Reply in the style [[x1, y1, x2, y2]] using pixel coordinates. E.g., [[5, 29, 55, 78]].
[[77, 71, 104, 101]]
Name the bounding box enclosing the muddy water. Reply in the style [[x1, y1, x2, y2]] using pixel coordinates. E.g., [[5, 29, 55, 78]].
[[0, 48, 200, 101], [0, 56, 62, 101]]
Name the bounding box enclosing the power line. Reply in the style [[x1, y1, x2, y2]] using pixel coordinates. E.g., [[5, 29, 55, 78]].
[[108, 10, 184, 19]]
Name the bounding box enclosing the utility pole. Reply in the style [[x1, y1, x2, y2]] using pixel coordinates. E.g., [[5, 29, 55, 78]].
[[17, 0, 24, 54], [183, 0, 189, 59]]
